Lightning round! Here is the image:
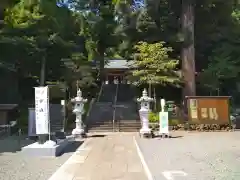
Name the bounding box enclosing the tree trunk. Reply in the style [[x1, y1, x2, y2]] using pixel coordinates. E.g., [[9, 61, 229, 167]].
[[148, 83, 152, 97], [181, 0, 196, 97], [98, 44, 105, 83], [40, 56, 46, 86]]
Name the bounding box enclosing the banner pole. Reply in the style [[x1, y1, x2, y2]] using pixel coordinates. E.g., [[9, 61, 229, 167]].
[[47, 86, 51, 141]]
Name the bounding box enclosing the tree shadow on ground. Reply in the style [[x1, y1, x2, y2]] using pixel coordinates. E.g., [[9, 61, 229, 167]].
[[153, 135, 183, 139], [88, 134, 106, 138], [0, 135, 85, 156], [0, 135, 35, 154], [58, 140, 83, 156]]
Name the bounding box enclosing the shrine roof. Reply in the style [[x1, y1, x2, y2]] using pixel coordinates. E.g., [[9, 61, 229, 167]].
[[104, 59, 134, 69]]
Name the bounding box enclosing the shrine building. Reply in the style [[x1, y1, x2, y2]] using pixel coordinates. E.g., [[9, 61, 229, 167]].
[[103, 59, 134, 84]]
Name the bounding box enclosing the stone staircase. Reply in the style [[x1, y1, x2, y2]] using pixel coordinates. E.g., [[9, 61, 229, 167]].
[[86, 84, 141, 132], [117, 84, 135, 102], [86, 102, 114, 132], [98, 84, 116, 102], [115, 102, 141, 132]]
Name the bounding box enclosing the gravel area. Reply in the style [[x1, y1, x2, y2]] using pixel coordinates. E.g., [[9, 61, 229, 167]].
[[0, 135, 83, 180], [136, 131, 240, 180]]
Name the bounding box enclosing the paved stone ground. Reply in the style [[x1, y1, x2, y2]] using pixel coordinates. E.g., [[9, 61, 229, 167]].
[[136, 131, 240, 180], [0, 135, 82, 180], [51, 132, 147, 180]]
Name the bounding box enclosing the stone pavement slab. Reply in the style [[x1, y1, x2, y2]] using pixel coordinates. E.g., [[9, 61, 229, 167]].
[[136, 131, 240, 180], [50, 132, 147, 180]]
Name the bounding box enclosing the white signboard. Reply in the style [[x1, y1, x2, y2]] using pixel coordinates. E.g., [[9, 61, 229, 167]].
[[35, 86, 49, 134], [159, 112, 169, 134]]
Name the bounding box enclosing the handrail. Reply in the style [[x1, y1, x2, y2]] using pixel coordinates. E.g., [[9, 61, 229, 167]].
[[112, 83, 119, 132], [97, 82, 104, 102], [86, 98, 96, 118], [84, 98, 96, 131]]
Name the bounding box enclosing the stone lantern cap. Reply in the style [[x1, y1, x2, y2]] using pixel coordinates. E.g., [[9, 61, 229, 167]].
[[71, 89, 88, 103], [137, 89, 154, 102]]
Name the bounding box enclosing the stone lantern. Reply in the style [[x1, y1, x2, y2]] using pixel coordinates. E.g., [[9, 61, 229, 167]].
[[71, 89, 87, 137], [137, 89, 154, 136]]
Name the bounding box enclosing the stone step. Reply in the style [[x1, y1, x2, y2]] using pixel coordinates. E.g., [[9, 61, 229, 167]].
[[88, 127, 139, 132], [88, 124, 113, 129], [88, 125, 140, 132], [119, 125, 141, 129], [88, 126, 113, 130], [88, 122, 140, 127], [87, 121, 112, 125], [119, 128, 139, 132], [87, 125, 114, 131], [88, 129, 114, 133], [119, 120, 141, 123]]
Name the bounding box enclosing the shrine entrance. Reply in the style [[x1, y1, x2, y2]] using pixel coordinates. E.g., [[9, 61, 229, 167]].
[[103, 59, 133, 84], [105, 70, 128, 84], [105, 74, 127, 84]]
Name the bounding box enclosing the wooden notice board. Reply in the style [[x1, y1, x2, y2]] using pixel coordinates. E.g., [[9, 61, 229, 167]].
[[186, 96, 230, 124]]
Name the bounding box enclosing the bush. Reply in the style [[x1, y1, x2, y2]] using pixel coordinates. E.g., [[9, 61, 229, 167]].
[[149, 111, 182, 128], [149, 112, 159, 123], [169, 119, 180, 126], [148, 111, 232, 131], [17, 107, 29, 133]]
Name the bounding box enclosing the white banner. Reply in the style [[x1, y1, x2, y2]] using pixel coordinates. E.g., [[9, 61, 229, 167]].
[[35, 86, 49, 134], [159, 112, 169, 134]]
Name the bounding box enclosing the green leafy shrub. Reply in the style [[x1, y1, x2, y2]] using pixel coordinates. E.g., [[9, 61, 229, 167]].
[[169, 119, 180, 126], [17, 107, 29, 133], [149, 112, 159, 123], [149, 112, 181, 125]]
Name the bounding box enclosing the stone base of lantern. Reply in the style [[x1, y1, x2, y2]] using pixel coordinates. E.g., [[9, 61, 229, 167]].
[[140, 128, 151, 134], [139, 128, 152, 138], [72, 128, 85, 138]]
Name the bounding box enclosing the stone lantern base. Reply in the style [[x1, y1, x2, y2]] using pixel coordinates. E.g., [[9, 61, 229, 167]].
[[72, 128, 85, 137], [139, 108, 151, 137], [140, 128, 151, 136]]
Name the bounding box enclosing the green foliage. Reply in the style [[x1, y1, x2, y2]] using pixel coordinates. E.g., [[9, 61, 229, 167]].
[[71, 0, 119, 79], [17, 106, 28, 132], [1, 0, 240, 103], [63, 52, 96, 88], [149, 111, 180, 126], [1, 0, 76, 80], [198, 6, 240, 93], [149, 111, 159, 123], [199, 53, 240, 91], [131, 41, 181, 86]]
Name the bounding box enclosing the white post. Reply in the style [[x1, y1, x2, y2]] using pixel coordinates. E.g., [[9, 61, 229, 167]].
[[161, 99, 166, 112], [71, 89, 87, 137], [137, 89, 153, 136], [159, 98, 169, 136]]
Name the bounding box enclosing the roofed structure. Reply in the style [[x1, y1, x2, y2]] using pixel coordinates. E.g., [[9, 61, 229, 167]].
[[104, 60, 134, 69]]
